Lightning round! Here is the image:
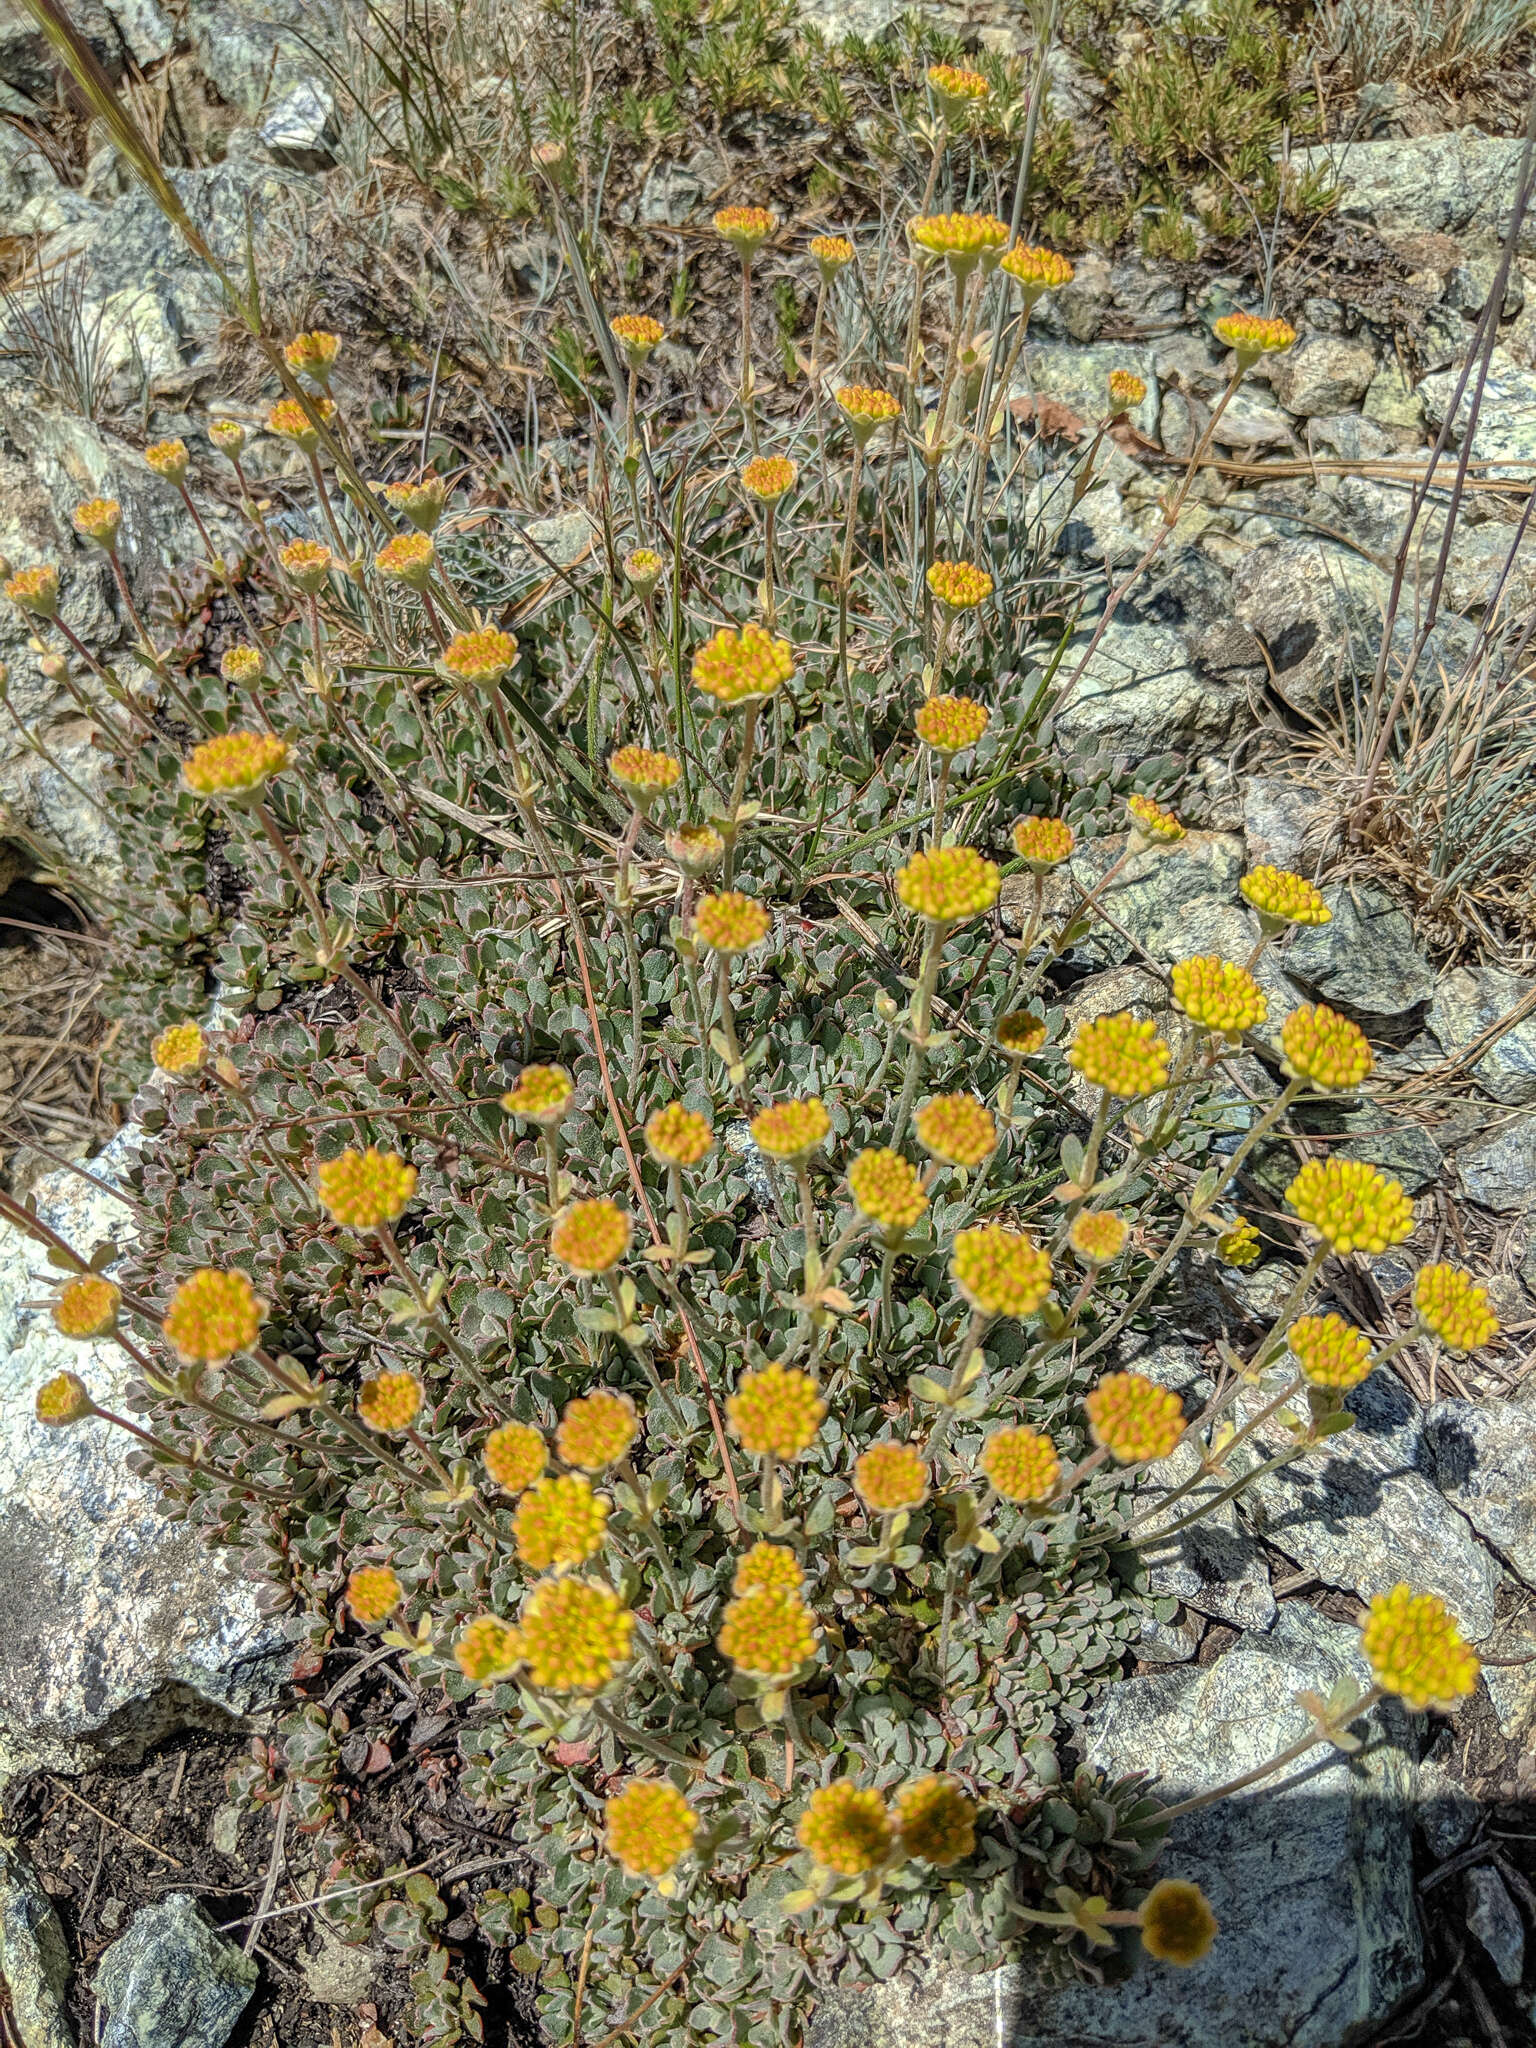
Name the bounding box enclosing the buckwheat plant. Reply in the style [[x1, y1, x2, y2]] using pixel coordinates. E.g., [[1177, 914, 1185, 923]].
[[9, 28, 1495, 2046]]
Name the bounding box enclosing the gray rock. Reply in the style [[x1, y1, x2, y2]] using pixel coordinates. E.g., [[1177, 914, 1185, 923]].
[[1416, 1751, 1479, 1860], [1438, 514, 1536, 618], [1230, 538, 1391, 715], [637, 162, 704, 227], [795, 0, 902, 33], [1363, 360, 1426, 432], [1419, 349, 1536, 481], [1445, 258, 1525, 320], [181, 0, 314, 117], [1270, 334, 1377, 417], [1456, 1113, 1536, 1212], [1422, 1394, 1536, 1586], [1307, 412, 1396, 464], [0, 1138, 291, 1777], [512, 508, 594, 572], [1292, 132, 1536, 258], [1330, 1108, 1445, 1195], [1208, 392, 1296, 449], [1242, 775, 1316, 870], [299, 1928, 376, 2004], [1282, 882, 1435, 1032], [813, 1605, 1422, 2048], [95, 1894, 257, 2048], [1049, 620, 1245, 765], [1020, 341, 1161, 440], [1428, 965, 1536, 1104], [1137, 1606, 1204, 1663], [0, 1834, 74, 2048], [1464, 1866, 1524, 1989], [257, 80, 339, 173]]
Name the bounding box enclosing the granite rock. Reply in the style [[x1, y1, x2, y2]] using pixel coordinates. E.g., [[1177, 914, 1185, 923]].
[[95, 1893, 257, 2048], [1421, 1393, 1536, 1586], [1049, 620, 1246, 765], [0, 1834, 74, 2048], [1270, 334, 1378, 417], [1428, 965, 1536, 1105], [1456, 1113, 1536, 1212], [1291, 132, 1536, 258], [1282, 882, 1436, 1033], [1419, 349, 1536, 482]]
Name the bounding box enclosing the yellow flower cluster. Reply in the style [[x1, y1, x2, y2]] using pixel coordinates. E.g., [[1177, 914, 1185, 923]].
[[442, 627, 518, 683], [1000, 243, 1074, 297], [1069, 1012, 1171, 1098], [997, 1011, 1048, 1056], [266, 398, 335, 448], [610, 313, 665, 365], [279, 537, 334, 592], [1216, 1216, 1262, 1267], [668, 821, 724, 873], [1139, 1879, 1219, 1965], [483, 1421, 546, 1494], [1085, 1371, 1185, 1463], [624, 547, 663, 592], [72, 497, 122, 548], [925, 558, 994, 609], [914, 1093, 996, 1167], [896, 846, 1000, 923], [357, 1370, 423, 1433], [895, 1776, 977, 1866], [741, 455, 797, 502], [145, 437, 190, 481], [1285, 1157, 1413, 1254], [520, 1576, 633, 1691], [152, 1021, 205, 1074], [1361, 1583, 1480, 1712], [797, 1782, 894, 1875], [609, 745, 682, 800], [36, 1372, 94, 1425], [734, 1542, 804, 1596], [1288, 1312, 1375, 1391], [605, 1780, 698, 1877], [854, 1440, 928, 1513], [163, 1268, 263, 1363], [1125, 793, 1184, 843], [728, 1363, 826, 1457], [375, 532, 435, 588], [556, 1390, 637, 1471], [915, 693, 989, 755], [835, 385, 901, 441], [848, 1148, 928, 1234], [1070, 1211, 1128, 1264], [717, 1586, 818, 1679], [692, 620, 794, 705], [51, 1275, 121, 1340], [645, 1102, 714, 1167], [315, 1147, 418, 1229], [515, 1475, 609, 1570], [284, 330, 340, 381], [926, 61, 989, 105], [809, 234, 854, 276], [550, 1198, 631, 1274], [1213, 311, 1297, 359], [909, 212, 1009, 269], [501, 1064, 574, 1123], [1170, 956, 1268, 1039], [1107, 369, 1147, 411], [208, 419, 246, 455], [221, 645, 262, 684], [1240, 864, 1329, 925], [347, 1565, 402, 1625], [980, 1425, 1061, 1503], [694, 890, 771, 953], [1012, 814, 1074, 867], [1280, 1003, 1373, 1091], [950, 1225, 1052, 1319], [383, 475, 448, 531], [182, 731, 290, 796], [750, 1096, 831, 1160], [714, 204, 777, 252], [1413, 1264, 1499, 1352], [455, 1613, 522, 1685], [4, 563, 60, 615]]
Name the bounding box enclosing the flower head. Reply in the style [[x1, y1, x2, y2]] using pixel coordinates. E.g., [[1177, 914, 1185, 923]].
[[501, 1064, 574, 1125], [895, 1776, 976, 1865], [557, 1390, 638, 1472], [483, 1421, 547, 1495], [1070, 1210, 1128, 1265], [1361, 1583, 1480, 1712], [1012, 814, 1074, 868], [5, 564, 60, 617], [896, 846, 1000, 923], [383, 475, 448, 531], [646, 1102, 714, 1168], [221, 645, 262, 684], [835, 385, 901, 445], [623, 546, 664, 594], [442, 627, 518, 683], [1069, 1012, 1171, 1098], [278, 537, 334, 592], [797, 1783, 893, 1876], [691, 620, 794, 706], [52, 1276, 121, 1341], [1125, 793, 1184, 844], [609, 745, 682, 803], [999, 243, 1074, 299], [950, 1225, 1052, 1319], [693, 890, 771, 954], [733, 1542, 804, 1596], [848, 1148, 928, 1236], [727, 1363, 826, 1458], [809, 233, 855, 280], [514, 1474, 610, 1570], [1216, 1216, 1262, 1268], [610, 313, 665, 367], [1138, 1880, 1218, 1965], [455, 1614, 522, 1686], [284, 330, 340, 383], [925, 558, 993, 610], [1085, 1371, 1185, 1463], [519, 1576, 632, 1691], [316, 1147, 418, 1229], [208, 419, 246, 455], [266, 397, 335, 449], [718, 1586, 819, 1680], [915, 693, 989, 755], [854, 1440, 928, 1513], [183, 733, 286, 798], [36, 1372, 94, 1426], [997, 1011, 1048, 1056], [980, 1425, 1060, 1504], [667, 821, 725, 875], [750, 1096, 831, 1161], [1288, 1312, 1374, 1391], [550, 1198, 631, 1275], [1413, 1264, 1499, 1353], [1108, 369, 1147, 413], [714, 205, 777, 253], [347, 1565, 401, 1625], [145, 437, 190, 483], [357, 1370, 423, 1433], [1285, 1157, 1413, 1254], [927, 62, 989, 110], [72, 497, 122, 549], [375, 532, 435, 588], [741, 455, 797, 503], [152, 1021, 205, 1075], [914, 1093, 996, 1168], [163, 1268, 263, 1363], [1280, 1003, 1373, 1091], [1213, 310, 1297, 362], [1240, 864, 1329, 926], [909, 211, 1009, 274], [605, 1781, 698, 1878], [1170, 956, 1268, 1039]]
